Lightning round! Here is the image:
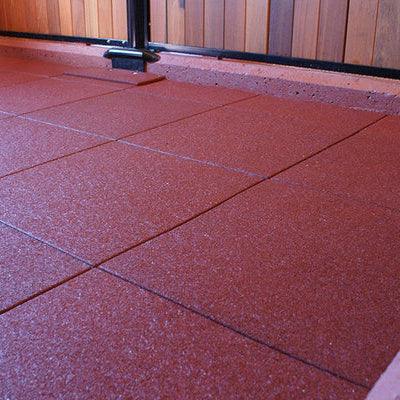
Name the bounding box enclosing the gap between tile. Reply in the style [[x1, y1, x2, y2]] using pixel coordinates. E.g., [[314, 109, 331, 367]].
[[0, 140, 112, 180], [0, 178, 265, 316], [0, 221, 92, 266], [268, 114, 388, 180], [93, 178, 266, 267], [118, 140, 266, 179], [0, 267, 93, 316], [114, 93, 261, 141], [100, 267, 370, 391]]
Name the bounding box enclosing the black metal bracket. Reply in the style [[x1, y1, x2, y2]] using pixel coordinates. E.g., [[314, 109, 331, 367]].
[[104, 47, 159, 71], [105, 0, 153, 71]]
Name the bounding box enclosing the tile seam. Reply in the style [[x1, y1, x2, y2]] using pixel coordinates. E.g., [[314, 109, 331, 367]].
[[269, 114, 389, 180], [93, 178, 266, 267], [99, 267, 370, 391]]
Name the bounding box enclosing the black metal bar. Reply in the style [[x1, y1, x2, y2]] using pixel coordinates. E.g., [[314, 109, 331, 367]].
[[0, 31, 128, 47], [148, 42, 400, 80], [104, 47, 159, 62], [128, 0, 148, 49]]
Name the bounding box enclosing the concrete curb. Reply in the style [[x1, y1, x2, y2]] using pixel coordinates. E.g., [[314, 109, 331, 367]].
[[148, 53, 400, 115]]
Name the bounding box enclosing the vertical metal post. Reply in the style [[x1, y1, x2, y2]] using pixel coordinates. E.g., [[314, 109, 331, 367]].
[[127, 0, 149, 49]]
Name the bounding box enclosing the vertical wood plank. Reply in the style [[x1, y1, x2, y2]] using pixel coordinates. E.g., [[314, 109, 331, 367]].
[[25, 0, 40, 33], [0, 0, 9, 29], [317, 0, 349, 62], [84, 0, 99, 38], [8, 0, 28, 31], [345, 0, 378, 65], [46, 0, 61, 34], [150, 0, 167, 42], [98, 0, 113, 38], [112, 0, 127, 40], [245, 0, 269, 53], [292, 0, 320, 59], [373, 0, 400, 69], [2, 0, 12, 30], [185, 0, 204, 47], [167, 0, 185, 44], [204, 0, 224, 48], [0, 2, 5, 29], [71, 0, 86, 36], [268, 0, 294, 56], [224, 0, 245, 51], [36, 0, 50, 33], [59, 0, 74, 36], [3, 0, 13, 30]]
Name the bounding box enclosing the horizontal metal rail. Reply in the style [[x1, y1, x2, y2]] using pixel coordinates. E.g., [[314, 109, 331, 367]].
[[0, 31, 128, 48], [148, 42, 400, 80]]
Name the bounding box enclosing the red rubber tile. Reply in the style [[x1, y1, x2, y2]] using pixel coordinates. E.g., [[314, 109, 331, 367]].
[[0, 77, 123, 114], [0, 111, 12, 120], [27, 88, 217, 139], [275, 116, 400, 211], [229, 94, 384, 131], [0, 142, 258, 264], [0, 223, 87, 312], [125, 105, 381, 176], [0, 70, 44, 88], [0, 58, 70, 77], [0, 117, 107, 178], [104, 181, 400, 387], [63, 67, 165, 86], [52, 74, 133, 90], [135, 79, 255, 105], [0, 269, 366, 399]]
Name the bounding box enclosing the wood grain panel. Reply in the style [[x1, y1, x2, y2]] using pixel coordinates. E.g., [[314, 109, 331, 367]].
[[150, 0, 167, 42], [2, 1, 11, 30], [0, 0, 126, 40], [292, 0, 320, 59], [58, 0, 74, 36], [345, 0, 379, 65], [317, 0, 349, 62], [112, 0, 127, 40], [269, 0, 294, 56], [24, 0, 39, 33], [373, 0, 400, 69], [71, 0, 86, 36], [47, 0, 62, 34], [246, 0, 269, 53], [0, 2, 5, 28], [167, 0, 185, 44], [185, 0, 204, 47], [98, 0, 113, 38], [84, 0, 99, 37], [224, 0, 245, 51], [37, 0, 51, 33], [6, 0, 27, 31], [204, 0, 224, 48]]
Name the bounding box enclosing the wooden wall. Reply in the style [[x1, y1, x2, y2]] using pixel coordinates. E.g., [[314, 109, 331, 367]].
[[149, 0, 400, 69], [1, 0, 398, 69], [0, 0, 127, 40]]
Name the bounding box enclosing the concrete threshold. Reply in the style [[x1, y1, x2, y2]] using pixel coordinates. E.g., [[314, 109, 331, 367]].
[[147, 52, 400, 115]]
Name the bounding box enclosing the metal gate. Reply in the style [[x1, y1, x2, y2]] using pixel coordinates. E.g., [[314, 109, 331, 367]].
[[145, 0, 400, 79], [1, 0, 399, 79]]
